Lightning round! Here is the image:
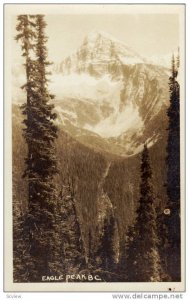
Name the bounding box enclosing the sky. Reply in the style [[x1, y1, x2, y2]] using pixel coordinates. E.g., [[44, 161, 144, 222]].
[[12, 13, 179, 63]]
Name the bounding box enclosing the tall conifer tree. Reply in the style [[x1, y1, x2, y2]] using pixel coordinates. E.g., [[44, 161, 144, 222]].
[[14, 14, 36, 281], [97, 213, 117, 273], [16, 14, 61, 281], [60, 184, 86, 277], [166, 54, 180, 281], [126, 145, 162, 282]]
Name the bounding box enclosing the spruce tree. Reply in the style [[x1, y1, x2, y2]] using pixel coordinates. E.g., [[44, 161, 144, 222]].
[[126, 144, 162, 282], [16, 14, 61, 281], [14, 14, 36, 282], [60, 183, 86, 277], [167, 54, 180, 205], [117, 234, 128, 281], [166, 54, 180, 281], [96, 213, 117, 275], [88, 229, 94, 268]]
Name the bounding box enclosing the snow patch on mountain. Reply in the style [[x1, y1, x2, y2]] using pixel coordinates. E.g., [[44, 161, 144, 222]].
[[55, 106, 77, 119], [119, 56, 144, 65], [84, 102, 143, 138], [50, 73, 123, 107], [148, 52, 176, 69]]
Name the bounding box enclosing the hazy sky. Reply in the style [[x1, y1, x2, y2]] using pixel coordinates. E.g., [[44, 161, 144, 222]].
[[12, 13, 179, 63]]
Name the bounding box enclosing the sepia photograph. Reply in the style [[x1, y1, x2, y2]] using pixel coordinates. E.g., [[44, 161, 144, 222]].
[[4, 4, 185, 292]]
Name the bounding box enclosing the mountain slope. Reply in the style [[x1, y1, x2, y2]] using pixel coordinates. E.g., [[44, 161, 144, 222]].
[[12, 103, 168, 245]]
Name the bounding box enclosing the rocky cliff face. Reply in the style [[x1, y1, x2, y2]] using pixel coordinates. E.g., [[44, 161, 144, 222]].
[[51, 31, 169, 156], [55, 31, 145, 78]]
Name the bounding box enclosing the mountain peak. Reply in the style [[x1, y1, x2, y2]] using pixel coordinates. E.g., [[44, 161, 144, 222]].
[[82, 31, 145, 67], [83, 30, 130, 51], [82, 30, 119, 50], [56, 30, 145, 77], [85, 30, 116, 42]]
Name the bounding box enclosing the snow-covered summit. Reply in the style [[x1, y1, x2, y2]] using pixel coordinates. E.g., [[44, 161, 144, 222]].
[[56, 30, 145, 77], [12, 30, 171, 156]]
